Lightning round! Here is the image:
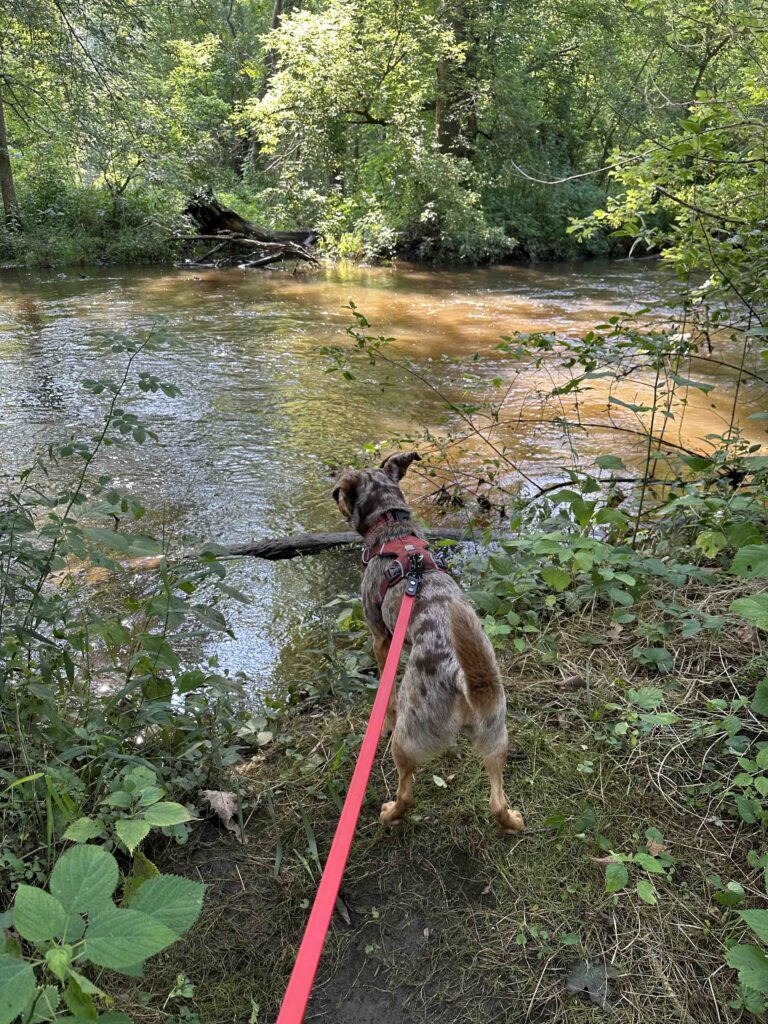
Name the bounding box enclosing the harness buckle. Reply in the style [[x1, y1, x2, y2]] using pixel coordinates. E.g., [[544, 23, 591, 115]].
[[404, 553, 424, 596]]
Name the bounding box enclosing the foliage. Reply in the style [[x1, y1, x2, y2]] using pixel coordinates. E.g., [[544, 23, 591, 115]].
[[0, 331, 252, 889], [0, 843, 204, 1024], [0, 0, 750, 263]]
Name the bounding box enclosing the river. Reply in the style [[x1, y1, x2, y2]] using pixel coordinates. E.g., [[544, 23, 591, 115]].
[[0, 260, 764, 692]]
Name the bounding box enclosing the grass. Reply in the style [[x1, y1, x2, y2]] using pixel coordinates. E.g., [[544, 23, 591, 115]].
[[125, 574, 765, 1024]]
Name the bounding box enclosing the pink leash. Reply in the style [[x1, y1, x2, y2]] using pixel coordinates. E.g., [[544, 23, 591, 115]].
[[275, 579, 418, 1024]]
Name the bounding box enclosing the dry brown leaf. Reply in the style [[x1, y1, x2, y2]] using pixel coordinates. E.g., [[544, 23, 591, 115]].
[[203, 789, 247, 843], [590, 855, 618, 867], [556, 674, 586, 689], [646, 838, 667, 856]]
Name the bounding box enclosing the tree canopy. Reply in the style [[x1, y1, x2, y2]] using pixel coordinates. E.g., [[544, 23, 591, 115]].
[[0, 0, 761, 265]]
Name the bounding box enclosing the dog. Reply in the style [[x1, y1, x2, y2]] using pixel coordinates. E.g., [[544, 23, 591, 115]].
[[333, 451, 525, 833]]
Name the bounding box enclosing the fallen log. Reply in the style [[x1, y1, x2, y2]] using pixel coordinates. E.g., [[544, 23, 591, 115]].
[[226, 527, 470, 561], [184, 195, 320, 248], [55, 529, 480, 585]]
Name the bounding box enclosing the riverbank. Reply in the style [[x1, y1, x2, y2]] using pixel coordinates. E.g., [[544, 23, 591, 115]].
[[130, 550, 765, 1024]]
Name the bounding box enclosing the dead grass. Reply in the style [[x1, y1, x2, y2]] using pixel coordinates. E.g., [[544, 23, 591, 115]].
[[129, 580, 766, 1024]]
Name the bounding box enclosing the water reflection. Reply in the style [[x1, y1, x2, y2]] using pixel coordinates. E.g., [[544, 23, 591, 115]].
[[0, 260, 764, 691]]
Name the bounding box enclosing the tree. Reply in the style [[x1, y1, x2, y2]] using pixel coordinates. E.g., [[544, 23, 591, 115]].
[[0, 83, 20, 228]]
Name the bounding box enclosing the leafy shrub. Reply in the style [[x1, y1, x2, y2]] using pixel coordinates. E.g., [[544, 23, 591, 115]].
[[0, 844, 204, 1024]]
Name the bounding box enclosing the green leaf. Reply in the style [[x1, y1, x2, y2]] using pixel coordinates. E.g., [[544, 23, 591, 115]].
[[62, 975, 97, 1020], [432, 774, 447, 788], [695, 531, 728, 558], [732, 545, 768, 579], [142, 802, 194, 827], [714, 881, 745, 907], [83, 907, 178, 971], [0, 955, 36, 1024], [635, 879, 658, 904], [605, 863, 628, 894], [631, 853, 665, 874], [756, 747, 768, 770], [44, 945, 72, 983], [627, 687, 663, 709], [24, 984, 60, 1023], [13, 885, 67, 944], [100, 791, 132, 809], [632, 647, 673, 673], [63, 818, 105, 843], [726, 944, 768, 993], [128, 875, 205, 934], [541, 567, 571, 593], [739, 910, 768, 945], [49, 846, 119, 913], [670, 373, 714, 393], [752, 679, 768, 717], [121, 852, 161, 907], [115, 819, 151, 855], [731, 595, 768, 630], [595, 455, 626, 471]]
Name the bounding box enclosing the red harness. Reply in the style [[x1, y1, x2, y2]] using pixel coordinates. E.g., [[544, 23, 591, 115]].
[[361, 514, 447, 605]]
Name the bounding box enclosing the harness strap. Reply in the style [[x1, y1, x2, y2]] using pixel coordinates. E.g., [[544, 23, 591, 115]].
[[360, 534, 447, 606], [275, 572, 421, 1024]]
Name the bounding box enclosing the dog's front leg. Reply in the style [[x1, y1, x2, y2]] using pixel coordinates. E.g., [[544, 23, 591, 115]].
[[373, 632, 398, 735]]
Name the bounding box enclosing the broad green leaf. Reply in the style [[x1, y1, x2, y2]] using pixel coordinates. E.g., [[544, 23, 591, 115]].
[[756, 747, 768, 770], [0, 955, 36, 1024], [627, 687, 663, 709], [752, 679, 768, 717], [726, 944, 768, 992], [121, 852, 161, 907], [129, 875, 205, 934], [62, 975, 96, 1020], [63, 818, 105, 843], [635, 879, 658, 904], [541, 567, 571, 593], [83, 528, 161, 556], [142, 802, 193, 827], [115, 819, 151, 855], [595, 455, 626, 471], [739, 910, 768, 945], [731, 595, 768, 630], [732, 545, 768, 579], [632, 647, 673, 673], [670, 373, 714, 393], [83, 907, 178, 971], [605, 863, 628, 894], [49, 846, 119, 913], [24, 984, 60, 1023], [695, 531, 728, 558], [13, 885, 66, 943], [631, 853, 665, 874], [100, 791, 132, 809]]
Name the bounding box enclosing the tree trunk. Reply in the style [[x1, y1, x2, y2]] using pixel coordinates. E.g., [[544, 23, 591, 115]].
[[435, 1, 477, 159], [0, 86, 21, 229]]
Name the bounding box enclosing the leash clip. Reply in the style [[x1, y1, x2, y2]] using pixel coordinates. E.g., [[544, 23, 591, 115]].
[[405, 553, 424, 596]]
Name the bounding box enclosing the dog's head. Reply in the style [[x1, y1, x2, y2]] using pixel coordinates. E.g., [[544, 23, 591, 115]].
[[332, 452, 421, 535]]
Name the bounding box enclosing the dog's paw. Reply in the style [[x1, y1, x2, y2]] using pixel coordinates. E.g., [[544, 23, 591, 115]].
[[379, 800, 405, 826], [498, 808, 525, 834]]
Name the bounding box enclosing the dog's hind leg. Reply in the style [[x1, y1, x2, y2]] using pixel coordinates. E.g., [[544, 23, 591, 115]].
[[483, 746, 525, 834], [380, 737, 417, 826]]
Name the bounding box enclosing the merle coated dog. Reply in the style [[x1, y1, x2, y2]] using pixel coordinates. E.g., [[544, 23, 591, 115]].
[[333, 452, 525, 832]]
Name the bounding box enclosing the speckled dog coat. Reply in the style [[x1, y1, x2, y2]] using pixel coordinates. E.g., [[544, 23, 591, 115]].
[[333, 452, 524, 832]]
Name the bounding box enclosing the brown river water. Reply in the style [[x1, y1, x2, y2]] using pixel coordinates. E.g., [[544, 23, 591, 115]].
[[1, 260, 765, 692]]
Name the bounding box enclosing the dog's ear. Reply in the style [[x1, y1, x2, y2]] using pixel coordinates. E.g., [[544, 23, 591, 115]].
[[332, 470, 362, 513], [380, 451, 421, 482]]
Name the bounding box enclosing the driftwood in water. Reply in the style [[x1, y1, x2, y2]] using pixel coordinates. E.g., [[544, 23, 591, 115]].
[[227, 527, 469, 561], [180, 195, 319, 269]]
